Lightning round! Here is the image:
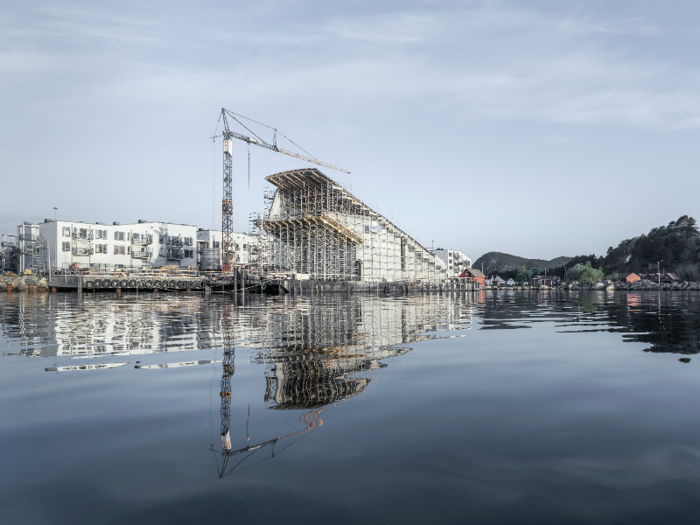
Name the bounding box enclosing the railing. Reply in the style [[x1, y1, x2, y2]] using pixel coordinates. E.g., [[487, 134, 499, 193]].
[[167, 238, 184, 247], [132, 249, 152, 259], [72, 248, 94, 256], [166, 249, 183, 259], [131, 235, 153, 245], [72, 232, 94, 240], [18, 234, 37, 241]]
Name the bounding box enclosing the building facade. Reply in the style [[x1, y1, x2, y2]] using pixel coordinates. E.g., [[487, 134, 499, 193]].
[[196, 229, 257, 271], [433, 249, 472, 277], [21, 219, 198, 271]]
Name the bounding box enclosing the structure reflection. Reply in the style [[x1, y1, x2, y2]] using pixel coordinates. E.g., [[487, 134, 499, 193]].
[[209, 294, 459, 477]]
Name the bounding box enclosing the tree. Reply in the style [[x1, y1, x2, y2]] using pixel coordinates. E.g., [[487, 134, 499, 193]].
[[579, 261, 604, 283], [515, 266, 528, 284]]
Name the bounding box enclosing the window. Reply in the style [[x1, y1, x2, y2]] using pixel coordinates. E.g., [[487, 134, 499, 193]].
[[184, 237, 193, 246], [95, 244, 107, 254], [114, 231, 125, 241], [243, 244, 247, 250], [62, 227, 71, 237], [96, 229, 108, 240], [184, 249, 194, 258], [213, 241, 220, 249], [62, 241, 70, 252], [159, 236, 164, 244], [114, 245, 126, 255], [127, 246, 130, 254]]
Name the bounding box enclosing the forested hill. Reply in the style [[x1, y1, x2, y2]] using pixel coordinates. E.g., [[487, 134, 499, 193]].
[[600, 215, 699, 277], [473, 215, 700, 281], [473, 252, 573, 275]]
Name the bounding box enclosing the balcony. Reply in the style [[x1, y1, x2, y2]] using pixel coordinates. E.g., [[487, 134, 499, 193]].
[[166, 249, 183, 260], [19, 234, 37, 241], [132, 248, 152, 259], [167, 237, 184, 247], [72, 248, 94, 256], [72, 232, 94, 241], [131, 234, 153, 245]]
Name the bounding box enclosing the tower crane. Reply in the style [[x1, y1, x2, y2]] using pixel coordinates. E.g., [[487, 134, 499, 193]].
[[213, 108, 350, 271]]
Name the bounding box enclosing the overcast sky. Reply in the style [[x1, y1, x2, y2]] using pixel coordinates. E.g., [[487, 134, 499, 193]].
[[2, 0, 699, 260]]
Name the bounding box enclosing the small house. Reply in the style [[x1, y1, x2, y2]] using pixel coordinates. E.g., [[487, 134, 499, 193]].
[[532, 275, 561, 287], [459, 268, 486, 286], [506, 278, 516, 286], [661, 273, 680, 283], [618, 273, 640, 283], [532, 275, 553, 287]]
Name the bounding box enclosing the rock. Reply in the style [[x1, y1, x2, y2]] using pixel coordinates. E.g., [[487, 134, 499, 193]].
[[679, 358, 691, 364]]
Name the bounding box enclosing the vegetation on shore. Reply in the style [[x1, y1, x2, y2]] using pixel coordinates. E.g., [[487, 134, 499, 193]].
[[479, 216, 700, 282]]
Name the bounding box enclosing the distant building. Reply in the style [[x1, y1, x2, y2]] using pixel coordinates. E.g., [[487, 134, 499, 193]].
[[506, 278, 516, 286], [433, 249, 471, 278], [196, 229, 257, 271], [662, 273, 680, 283], [486, 275, 506, 286], [459, 267, 486, 286], [532, 275, 561, 287], [618, 273, 640, 283]]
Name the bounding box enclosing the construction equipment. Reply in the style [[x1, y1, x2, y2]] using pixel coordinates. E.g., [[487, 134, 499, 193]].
[[213, 109, 349, 272]]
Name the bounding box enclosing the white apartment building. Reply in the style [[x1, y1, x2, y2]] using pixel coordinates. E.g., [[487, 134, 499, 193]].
[[433, 248, 472, 277], [196, 229, 258, 270], [25, 219, 198, 271]]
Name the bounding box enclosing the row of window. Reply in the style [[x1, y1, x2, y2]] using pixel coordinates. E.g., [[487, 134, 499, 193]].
[[61, 227, 191, 245], [61, 242, 193, 258]]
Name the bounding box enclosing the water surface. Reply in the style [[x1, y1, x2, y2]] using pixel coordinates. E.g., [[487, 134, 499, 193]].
[[2, 290, 700, 524]]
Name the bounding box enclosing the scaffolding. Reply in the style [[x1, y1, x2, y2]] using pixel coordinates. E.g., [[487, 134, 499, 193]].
[[252, 168, 447, 282]]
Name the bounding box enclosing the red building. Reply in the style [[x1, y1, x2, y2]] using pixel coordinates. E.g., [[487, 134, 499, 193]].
[[618, 273, 640, 283], [459, 268, 486, 286]]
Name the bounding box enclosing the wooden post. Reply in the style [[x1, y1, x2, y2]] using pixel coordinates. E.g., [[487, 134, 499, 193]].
[[51, 287, 57, 293], [28, 285, 35, 293], [6, 284, 12, 293]]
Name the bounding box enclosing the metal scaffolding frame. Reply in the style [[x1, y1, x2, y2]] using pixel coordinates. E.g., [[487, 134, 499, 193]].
[[250, 168, 447, 282]]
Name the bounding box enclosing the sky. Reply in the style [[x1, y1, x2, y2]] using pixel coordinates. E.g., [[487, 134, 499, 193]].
[[2, 0, 699, 261]]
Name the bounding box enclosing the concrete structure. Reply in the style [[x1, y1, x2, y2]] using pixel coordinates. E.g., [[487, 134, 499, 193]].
[[196, 229, 257, 271], [28, 219, 198, 271], [257, 168, 447, 282], [433, 249, 471, 277]]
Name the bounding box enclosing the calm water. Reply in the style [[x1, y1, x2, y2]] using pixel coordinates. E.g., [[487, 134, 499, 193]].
[[2, 290, 700, 524]]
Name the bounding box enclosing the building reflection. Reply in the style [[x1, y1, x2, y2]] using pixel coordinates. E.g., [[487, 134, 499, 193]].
[[211, 293, 471, 477]]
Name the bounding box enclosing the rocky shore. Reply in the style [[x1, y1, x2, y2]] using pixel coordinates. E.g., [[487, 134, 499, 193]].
[[481, 279, 700, 291], [1, 274, 50, 292]]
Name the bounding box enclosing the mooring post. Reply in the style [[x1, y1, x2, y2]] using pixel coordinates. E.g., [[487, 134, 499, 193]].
[[6, 284, 12, 293], [51, 287, 57, 293]]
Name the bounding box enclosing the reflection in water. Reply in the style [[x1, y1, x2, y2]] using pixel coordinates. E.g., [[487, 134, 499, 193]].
[[5, 289, 700, 522], [211, 293, 464, 477], [2, 289, 700, 481]]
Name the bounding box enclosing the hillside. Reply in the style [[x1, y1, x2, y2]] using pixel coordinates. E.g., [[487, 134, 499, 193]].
[[473, 252, 573, 275], [473, 215, 699, 281]]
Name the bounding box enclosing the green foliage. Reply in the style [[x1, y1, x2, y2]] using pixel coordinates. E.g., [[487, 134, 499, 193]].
[[579, 261, 604, 283], [515, 266, 528, 283], [475, 216, 699, 283]]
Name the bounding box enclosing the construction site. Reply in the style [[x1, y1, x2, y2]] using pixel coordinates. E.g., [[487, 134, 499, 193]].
[[2, 109, 475, 294], [216, 109, 471, 293]]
